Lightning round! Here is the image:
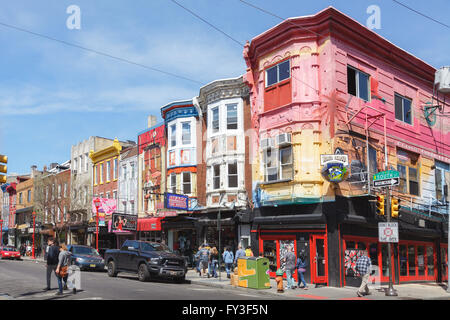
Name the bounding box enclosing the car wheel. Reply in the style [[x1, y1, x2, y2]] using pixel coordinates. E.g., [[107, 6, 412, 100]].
[[175, 275, 186, 284], [138, 264, 150, 282], [107, 261, 118, 277]]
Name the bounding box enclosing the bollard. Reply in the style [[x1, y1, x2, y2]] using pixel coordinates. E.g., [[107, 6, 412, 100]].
[[67, 265, 81, 294]]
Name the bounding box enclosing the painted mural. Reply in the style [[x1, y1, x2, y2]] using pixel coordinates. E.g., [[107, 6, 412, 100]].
[[344, 249, 363, 277]]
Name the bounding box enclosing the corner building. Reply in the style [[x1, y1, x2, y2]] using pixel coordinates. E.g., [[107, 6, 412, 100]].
[[244, 7, 450, 287]]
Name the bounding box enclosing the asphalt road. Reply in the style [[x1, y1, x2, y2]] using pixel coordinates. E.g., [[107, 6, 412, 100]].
[[0, 258, 283, 300]]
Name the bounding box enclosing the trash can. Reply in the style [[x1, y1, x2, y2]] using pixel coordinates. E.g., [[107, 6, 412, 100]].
[[237, 257, 271, 289]]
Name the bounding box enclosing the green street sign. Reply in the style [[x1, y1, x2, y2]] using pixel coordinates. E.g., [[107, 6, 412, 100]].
[[373, 170, 400, 181]]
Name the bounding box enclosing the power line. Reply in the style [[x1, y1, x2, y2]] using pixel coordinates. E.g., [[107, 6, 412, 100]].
[[391, 0, 450, 29], [238, 0, 322, 38], [168, 0, 245, 47], [0, 21, 204, 85]]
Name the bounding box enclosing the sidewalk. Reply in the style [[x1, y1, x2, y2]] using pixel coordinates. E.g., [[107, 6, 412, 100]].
[[19, 256, 450, 300], [186, 269, 450, 300]]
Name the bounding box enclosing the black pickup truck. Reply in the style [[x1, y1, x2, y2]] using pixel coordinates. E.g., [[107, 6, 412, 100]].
[[104, 240, 187, 283]]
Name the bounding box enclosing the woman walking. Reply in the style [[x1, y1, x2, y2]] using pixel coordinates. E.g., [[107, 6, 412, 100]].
[[209, 247, 219, 278], [55, 244, 71, 296], [296, 254, 308, 290]]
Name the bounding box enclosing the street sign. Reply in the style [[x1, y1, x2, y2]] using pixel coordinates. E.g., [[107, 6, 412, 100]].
[[373, 170, 400, 181], [373, 170, 400, 188], [373, 177, 399, 187], [379, 222, 399, 243]]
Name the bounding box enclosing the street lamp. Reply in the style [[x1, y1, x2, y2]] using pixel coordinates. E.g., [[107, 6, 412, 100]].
[[32, 212, 36, 259], [93, 198, 102, 252]]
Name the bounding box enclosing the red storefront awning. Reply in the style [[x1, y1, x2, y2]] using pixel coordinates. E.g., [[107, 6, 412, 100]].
[[137, 218, 162, 231]]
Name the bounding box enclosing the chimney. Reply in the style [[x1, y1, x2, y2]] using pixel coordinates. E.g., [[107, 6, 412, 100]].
[[148, 115, 157, 128], [43, 165, 47, 172], [31, 165, 37, 178], [50, 163, 58, 169]]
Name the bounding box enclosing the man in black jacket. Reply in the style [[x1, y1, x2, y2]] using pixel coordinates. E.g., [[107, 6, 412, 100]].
[[44, 238, 59, 291]]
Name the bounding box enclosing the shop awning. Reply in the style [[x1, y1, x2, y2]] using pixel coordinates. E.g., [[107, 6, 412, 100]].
[[137, 217, 163, 231]]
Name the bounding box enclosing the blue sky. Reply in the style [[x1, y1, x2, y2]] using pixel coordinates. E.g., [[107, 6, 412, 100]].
[[1, 0, 449, 175]]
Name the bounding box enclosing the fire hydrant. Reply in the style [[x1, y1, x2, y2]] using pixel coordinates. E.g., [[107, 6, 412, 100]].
[[275, 269, 284, 293]]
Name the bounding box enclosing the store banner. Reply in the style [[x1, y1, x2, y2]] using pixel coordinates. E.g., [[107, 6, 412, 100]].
[[165, 193, 189, 210], [111, 213, 137, 232], [92, 198, 117, 216]]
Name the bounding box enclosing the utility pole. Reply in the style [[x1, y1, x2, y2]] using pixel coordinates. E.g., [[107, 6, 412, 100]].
[[385, 187, 397, 296]]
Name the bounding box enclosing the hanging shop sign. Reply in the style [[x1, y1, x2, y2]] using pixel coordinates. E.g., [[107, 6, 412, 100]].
[[320, 154, 349, 183], [111, 213, 137, 232], [165, 193, 189, 211]]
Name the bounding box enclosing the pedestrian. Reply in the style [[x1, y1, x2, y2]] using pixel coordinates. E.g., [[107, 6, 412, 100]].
[[198, 244, 210, 278], [245, 246, 254, 257], [296, 254, 308, 290], [194, 246, 202, 276], [356, 250, 372, 297], [209, 247, 219, 278], [20, 244, 26, 257], [223, 247, 234, 279], [275, 268, 284, 293], [234, 244, 245, 265], [282, 245, 297, 290], [44, 238, 60, 291], [55, 243, 72, 296]]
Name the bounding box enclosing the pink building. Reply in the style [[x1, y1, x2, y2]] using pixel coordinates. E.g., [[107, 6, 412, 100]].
[[244, 7, 449, 287]]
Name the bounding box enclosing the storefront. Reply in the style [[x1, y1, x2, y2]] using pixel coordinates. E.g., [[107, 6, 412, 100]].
[[68, 223, 87, 245], [257, 228, 328, 284], [137, 217, 164, 243]]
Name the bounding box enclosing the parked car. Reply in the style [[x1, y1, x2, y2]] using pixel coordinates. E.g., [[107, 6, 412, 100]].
[[0, 246, 21, 260], [67, 245, 105, 271], [105, 240, 187, 283]]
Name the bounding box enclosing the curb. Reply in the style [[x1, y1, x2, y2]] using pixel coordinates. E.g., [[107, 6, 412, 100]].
[[186, 277, 285, 298]]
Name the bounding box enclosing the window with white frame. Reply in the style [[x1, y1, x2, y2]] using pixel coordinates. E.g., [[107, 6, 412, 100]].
[[80, 155, 84, 173], [213, 165, 221, 190], [131, 163, 135, 179], [94, 165, 97, 185], [182, 122, 191, 145], [212, 107, 219, 133], [58, 184, 61, 199], [64, 183, 67, 198], [435, 161, 449, 203], [263, 146, 293, 182], [85, 153, 89, 172], [182, 172, 191, 194], [170, 124, 177, 147], [227, 104, 238, 130], [347, 66, 370, 101], [74, 158, 78, 172], [64, 206, 67, 222], [100, 163, 103, 183], [113, 158, 117, 180], [170, 174, 177, 194], [123, 164, 127, 180], [106, 192, 110, 199], [228, 162, 238, 188], [113, 190, 117, 199], [106, 161, 111, 182], [395, 93, 413, 125], [266, 60, 290, 87], [84, 186, 88, 205]]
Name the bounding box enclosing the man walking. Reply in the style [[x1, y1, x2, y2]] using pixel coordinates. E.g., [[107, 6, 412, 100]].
[[223, 247, 234, 279], [283, 245, 297, 290], [356, 250, 372, 297], [44, 238, 60, 291]]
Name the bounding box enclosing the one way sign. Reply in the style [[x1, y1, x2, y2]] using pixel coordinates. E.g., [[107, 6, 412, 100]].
[[373, 177, 399, 187]]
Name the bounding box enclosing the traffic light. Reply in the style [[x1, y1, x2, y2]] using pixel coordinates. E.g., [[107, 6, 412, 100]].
[[0, 154, 7, 184], [391, 197, 400, 218], [376, 195, 385, 216]]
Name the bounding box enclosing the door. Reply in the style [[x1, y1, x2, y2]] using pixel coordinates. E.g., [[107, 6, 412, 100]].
[[260, 236, 296, 280], [310, 234, 328, 285]]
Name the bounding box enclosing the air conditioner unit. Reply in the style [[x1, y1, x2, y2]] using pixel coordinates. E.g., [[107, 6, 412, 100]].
[[260, 138, 274, 150], [276, 133, 292, 146], [72, 169, 77, 175], [435, 67, 450, 94]]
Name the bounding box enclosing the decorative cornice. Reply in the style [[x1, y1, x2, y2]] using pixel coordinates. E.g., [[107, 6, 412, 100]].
[[89, 138, 122, 164], [197, 76, 249, 112]]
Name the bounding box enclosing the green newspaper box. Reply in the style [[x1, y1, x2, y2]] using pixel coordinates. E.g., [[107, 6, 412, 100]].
[[237, 257, 271, 289]]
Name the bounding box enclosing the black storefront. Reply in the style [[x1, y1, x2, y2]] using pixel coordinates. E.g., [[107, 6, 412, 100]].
[[161, 209, 241, 263], [251, 196, 448, 287]]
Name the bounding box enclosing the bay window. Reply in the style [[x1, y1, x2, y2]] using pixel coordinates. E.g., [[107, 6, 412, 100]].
[[182, 172, 191, 194], [213, 165, 221, 190], [182, 122, 191, 145]]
